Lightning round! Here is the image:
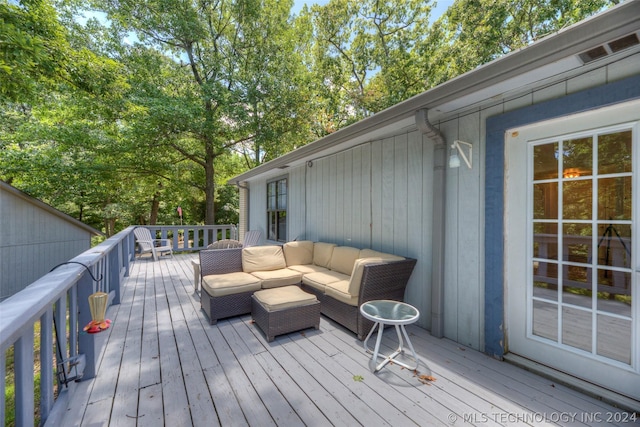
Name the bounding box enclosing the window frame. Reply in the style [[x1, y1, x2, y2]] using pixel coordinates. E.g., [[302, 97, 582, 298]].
[[266, 175, 288, 242]]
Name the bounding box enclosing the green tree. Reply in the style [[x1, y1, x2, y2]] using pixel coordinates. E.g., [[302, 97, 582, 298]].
[[423, 0, 616, 86], [92, 0, 316, 225], [305, 0, 435, 129]]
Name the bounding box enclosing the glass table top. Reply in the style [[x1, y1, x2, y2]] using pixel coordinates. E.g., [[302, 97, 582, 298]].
[[360, 300, 419, 324]]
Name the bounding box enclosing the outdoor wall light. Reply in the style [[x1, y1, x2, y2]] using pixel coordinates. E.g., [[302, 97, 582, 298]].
[[449, 140, 473, 169]]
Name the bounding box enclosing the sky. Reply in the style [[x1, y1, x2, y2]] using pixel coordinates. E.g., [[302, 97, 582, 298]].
[[79, 0, 456, 46], [80, 1, 455, 29], [291, 0, 455, 22]]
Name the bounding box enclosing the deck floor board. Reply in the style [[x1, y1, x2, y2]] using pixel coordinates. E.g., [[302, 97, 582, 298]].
[[59, 254, 634, 427]]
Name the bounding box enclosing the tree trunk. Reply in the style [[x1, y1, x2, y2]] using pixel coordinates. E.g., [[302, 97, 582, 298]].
[[204, 137, 216, 226], [150, 191, 160, 225], [104, 218, 116, 237]]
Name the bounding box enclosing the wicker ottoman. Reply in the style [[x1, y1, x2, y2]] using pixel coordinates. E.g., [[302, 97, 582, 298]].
[[251, 286, 321, 342]]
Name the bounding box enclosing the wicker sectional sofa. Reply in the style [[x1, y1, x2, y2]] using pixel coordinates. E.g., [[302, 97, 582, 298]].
[[199, 241, 416, 339]]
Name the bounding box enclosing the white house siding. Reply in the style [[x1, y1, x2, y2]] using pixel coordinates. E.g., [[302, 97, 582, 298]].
[[244, 50, 640, 351], [440, 50, 640, 352], [247, 131, 435, 330], [0, 189, 92, 300], [439, 110, 486, 351]]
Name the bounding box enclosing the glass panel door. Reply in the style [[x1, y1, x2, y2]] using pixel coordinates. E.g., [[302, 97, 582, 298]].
[[530, 127, 634, 365]]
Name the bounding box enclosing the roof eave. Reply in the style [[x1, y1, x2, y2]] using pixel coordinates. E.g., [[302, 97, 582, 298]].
[[1, 181, 104, 236]]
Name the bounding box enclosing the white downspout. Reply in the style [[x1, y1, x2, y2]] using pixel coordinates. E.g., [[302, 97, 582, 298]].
[[415, 109, 446, 338]]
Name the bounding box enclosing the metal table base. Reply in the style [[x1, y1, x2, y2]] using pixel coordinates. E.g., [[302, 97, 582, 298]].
[[363, 321, 419, 373]]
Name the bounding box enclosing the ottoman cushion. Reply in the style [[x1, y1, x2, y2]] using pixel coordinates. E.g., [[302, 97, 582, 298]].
[[253, 285, 317, 311], [251, 286, 321, 342]]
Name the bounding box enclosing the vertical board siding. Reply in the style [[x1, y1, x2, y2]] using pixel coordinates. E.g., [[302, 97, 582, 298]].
[[456, 111, 483, 350], [335, 152, 345, 245], [283, 133, 434, 329], [288, 167, 306, 241], [442, 119, 460, 342], [245, 53, 640, 351], [248, 178, 267, 241], [1, 191, 92, 300], [379, 138, 395, 253], [407, 130, 431, 330], [370, 141, 383, 249], [350, 146, 364, 248], [393, 135, 409, 256]]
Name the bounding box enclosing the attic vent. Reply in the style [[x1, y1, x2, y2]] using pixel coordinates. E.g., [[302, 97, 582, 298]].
[[578, 32, 640, 64], [579, 45, 608, 63], [609, 33, 639, 53]]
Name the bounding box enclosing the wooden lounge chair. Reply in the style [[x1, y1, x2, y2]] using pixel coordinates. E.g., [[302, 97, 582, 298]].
[[207, 239, 243, 249], [242, 230, 261, 247], [205, 230, 260, 249], [133, 227, 173, 261]]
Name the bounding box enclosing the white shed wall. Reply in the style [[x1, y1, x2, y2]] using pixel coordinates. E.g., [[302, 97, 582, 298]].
[[0, 188, 92, 300]]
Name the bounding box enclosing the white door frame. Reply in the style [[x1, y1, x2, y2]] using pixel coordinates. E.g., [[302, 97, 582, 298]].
[[505, 99, 640, 400]]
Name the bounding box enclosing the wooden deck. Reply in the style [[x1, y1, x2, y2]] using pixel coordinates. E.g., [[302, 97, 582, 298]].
[[60, 254, 636, 427]]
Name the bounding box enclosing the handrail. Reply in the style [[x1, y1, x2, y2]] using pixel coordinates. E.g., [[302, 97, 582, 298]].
[[0, 226, 136, 427], [0, 224, 237, 426]]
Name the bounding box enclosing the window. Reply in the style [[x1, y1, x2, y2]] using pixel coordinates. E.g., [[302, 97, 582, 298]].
[[267, 177, 287, 242]]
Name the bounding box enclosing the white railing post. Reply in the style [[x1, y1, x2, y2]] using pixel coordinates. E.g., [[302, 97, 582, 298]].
[[14, 330, 34, 427], [68, 288, 78, 359], [54, 295, 67, 362], [77, 270, 98, 380], [108, 248, 121, 305], [40, 309, 54, 422], [0, 350, 5, 423]]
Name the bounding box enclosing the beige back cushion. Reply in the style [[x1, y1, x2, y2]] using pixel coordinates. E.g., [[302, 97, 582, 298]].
[[283, 241, 314, 266], [313, 242, 337, 267], [347, 257, 388, 296], [329, 246, 361, 275], [359, 249, 404, 261], [242, 245, 286, 273]]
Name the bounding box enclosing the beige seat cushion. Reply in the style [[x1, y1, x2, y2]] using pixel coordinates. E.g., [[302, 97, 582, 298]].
[[242, 246, 286, 272], [254, 286, 317, 311], [288, 264, 329, 274], [283, 241, 314, 266], [202, 272, 262, 297], [329, 246, 361, 275], [302, 270, 350, 292], [313, 242, 336, 267], [325, 280, 358, 306], [251, 268, 303, 289]]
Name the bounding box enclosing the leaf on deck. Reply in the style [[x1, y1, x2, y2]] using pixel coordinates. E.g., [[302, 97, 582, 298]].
[[418, 374, 437, 385]]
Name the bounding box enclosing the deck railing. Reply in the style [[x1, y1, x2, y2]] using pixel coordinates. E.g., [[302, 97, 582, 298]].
[[0, 224, 236, 427], [145, 224, 238, 252]]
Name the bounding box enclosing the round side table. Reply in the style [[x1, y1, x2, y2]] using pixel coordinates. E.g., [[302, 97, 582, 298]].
[[360, 300, 420, 373]]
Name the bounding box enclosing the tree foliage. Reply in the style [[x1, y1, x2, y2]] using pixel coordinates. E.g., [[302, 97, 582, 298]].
[[0, 0, 617, 235], [91, 0, 317, 225], [423, 0, 617, 86]]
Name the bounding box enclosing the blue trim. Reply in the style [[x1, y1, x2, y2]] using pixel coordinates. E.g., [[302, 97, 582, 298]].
[[484, 74, 640, 359]]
